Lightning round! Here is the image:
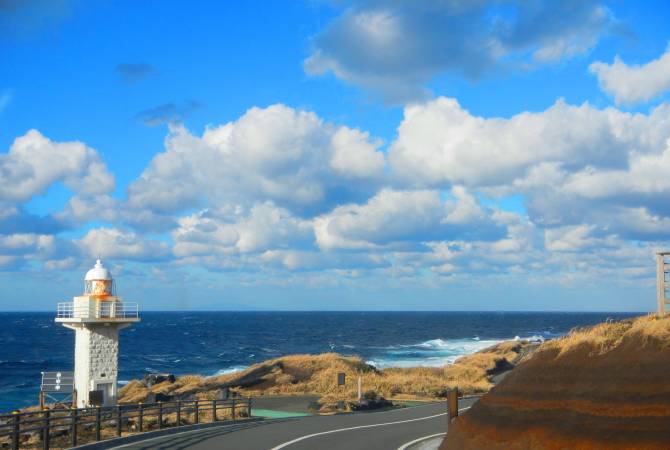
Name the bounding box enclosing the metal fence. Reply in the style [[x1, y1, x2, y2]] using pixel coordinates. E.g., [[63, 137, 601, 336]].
[[0, 398, 251, 450], [56, 302, 139, 319]]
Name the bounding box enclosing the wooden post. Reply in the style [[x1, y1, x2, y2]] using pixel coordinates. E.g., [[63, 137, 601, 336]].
[[71, 408, 78, 448], [42, 410, 50, 450], [11, 413, 19, 450], [138, 403, 144, 432], [247, 397, 252, 418], [447, 388, 459, 422], [232, 398, 236, 421], [657, 253, 667, 316], [158, 402, 163, 429], [116, 405, 122, 437], [212, 399, 217, 422], [194, 400, 199, 424], [95, 407, 101, 441], [357, 376, 362, 402], [177, 400, 182, 426]]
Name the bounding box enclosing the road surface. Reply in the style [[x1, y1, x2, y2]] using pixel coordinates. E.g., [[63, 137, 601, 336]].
[[109, 398, 476, 450]]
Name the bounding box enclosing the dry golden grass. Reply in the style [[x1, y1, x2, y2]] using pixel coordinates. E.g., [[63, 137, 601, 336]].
[[442, 314, 670, 450], [118, 341, 536, 407], [543, 313, 670, 357]]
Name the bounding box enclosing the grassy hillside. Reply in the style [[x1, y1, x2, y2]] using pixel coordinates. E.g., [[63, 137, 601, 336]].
[[442, 314, 670, 450], [119, 340, 536, 411]]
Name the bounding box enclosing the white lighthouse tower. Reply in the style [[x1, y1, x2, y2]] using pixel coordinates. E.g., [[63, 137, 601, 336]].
[[56, 259, 140, 407]]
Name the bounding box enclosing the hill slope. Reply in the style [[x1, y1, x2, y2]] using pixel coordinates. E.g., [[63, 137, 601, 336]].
[[442, 314, 670, 450], [119, 341, 536, 410]]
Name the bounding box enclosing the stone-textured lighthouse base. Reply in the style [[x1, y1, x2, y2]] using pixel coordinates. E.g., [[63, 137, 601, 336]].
[[65, 323, 125, 407], [56, 260, 139, 408]]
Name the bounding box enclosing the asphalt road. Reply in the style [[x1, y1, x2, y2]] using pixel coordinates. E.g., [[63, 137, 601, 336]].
[[110, 398, 477, 450]]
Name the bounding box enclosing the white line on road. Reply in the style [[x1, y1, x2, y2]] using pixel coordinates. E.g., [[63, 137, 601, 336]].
[[270, 409, 455, 450], [396, 432, 446, 450], [395, 407, 471, 450]]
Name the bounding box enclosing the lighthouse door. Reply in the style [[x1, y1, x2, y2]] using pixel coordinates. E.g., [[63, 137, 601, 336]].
[[97, 382, 113, 406]]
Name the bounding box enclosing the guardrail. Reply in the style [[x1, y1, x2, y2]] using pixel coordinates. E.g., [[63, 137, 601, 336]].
[[56, 302, 139, 319], [0, 397, 251, 450]]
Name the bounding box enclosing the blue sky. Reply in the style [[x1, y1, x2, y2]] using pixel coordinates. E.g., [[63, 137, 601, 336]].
[[2, 0, 670, 311]]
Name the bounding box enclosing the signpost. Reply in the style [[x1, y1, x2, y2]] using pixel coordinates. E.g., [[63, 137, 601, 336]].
[[447, 388, 459, 422]]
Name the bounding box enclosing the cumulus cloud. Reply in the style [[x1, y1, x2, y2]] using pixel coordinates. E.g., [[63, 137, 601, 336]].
[[305, 0, 614, 101], [0, 129, 114, 203], [172, 202, 313, 257], [590, 43, 670, 105], [76, 228, 170, 261], [388, 97, 652, 188], [315, 187, 505, 251], [389, 96, 670, 244], [126, 104, 385, 229], [1, 99, 667, 293]]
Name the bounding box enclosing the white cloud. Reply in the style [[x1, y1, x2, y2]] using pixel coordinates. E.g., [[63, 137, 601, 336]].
[[126, 104, 385, 229], [590, 43, 670, 105], [0, 130, 115, 203], [315, 187, 504, 251], [305, 0, 614, 102], [76, 228, 169, 261], [172, 202, 313, 257], [389, 97, 649, 187]]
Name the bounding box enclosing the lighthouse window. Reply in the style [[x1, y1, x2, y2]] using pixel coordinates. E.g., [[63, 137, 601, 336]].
[[100, 373, 106, 378]]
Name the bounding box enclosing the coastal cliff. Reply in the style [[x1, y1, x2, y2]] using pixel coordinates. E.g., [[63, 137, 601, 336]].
[[441, 314, 670, 450]]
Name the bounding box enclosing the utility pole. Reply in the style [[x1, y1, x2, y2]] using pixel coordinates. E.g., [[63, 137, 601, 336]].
[[657, 252, 669, 316]]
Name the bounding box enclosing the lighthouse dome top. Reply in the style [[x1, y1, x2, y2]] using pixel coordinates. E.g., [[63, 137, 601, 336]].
[[85, 259, 112, 281]]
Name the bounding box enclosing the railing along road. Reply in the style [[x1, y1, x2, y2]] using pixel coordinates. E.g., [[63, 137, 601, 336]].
[[0, 397, 252, 450]]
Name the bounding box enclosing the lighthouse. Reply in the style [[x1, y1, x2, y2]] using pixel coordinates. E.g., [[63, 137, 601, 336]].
[[56, 259, 140, 407]]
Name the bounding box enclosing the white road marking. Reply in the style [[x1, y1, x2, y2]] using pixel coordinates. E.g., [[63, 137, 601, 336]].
[[395, 407, 471, 450], [396, 432, 446, 450], [270, 408, 464, 450]]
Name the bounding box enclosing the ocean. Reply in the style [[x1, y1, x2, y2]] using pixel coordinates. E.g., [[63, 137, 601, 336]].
[[0, 311, 638, 412]]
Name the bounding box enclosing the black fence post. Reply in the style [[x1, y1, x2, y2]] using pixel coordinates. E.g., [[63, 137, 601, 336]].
[[11, 413, 19, 450], [232, 398, 236, 421], [71, 408, 78, 448], [43, 410, 50, 450], [176, 400, 181, 426], [158, 402, 163, 430], [138, 403, 144, 432], [212, 399, 217, 422], [248, 397, 252, 418], [95, 406, 101, 441], [116, 405, 122, 437], [194, 400, 199, 424]]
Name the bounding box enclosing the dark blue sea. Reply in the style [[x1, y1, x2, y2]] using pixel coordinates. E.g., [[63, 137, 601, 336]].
[[0, 311, 638, 412]]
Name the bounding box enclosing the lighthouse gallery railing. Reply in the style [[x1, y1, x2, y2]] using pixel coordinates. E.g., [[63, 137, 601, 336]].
[[56, 301, 139, 319]]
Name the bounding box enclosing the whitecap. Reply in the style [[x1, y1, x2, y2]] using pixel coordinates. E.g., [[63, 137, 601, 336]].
[[213, 365, 248, 376]]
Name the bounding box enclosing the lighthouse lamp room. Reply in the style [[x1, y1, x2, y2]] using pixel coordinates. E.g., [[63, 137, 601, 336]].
[[54, 260, 140, 408]]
